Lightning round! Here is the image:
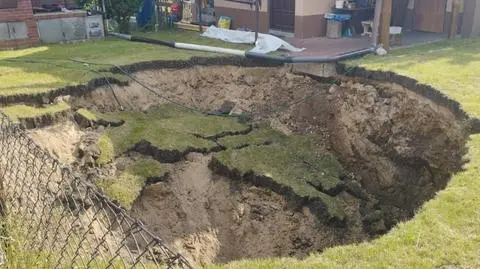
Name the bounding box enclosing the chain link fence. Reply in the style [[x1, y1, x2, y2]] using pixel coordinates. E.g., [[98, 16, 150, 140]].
[[0, 113, 193, 268]]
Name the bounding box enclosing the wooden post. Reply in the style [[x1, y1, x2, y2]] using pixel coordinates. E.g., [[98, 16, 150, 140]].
[[449, 0, 461, 39], [379, 0, 392, 50], [372, 0, 383, 46], [255, 0, 260, 42], [102, 0, 109, 34]]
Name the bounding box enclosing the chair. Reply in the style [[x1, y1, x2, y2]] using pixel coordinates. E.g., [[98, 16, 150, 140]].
[[361, 20, 374, 37]]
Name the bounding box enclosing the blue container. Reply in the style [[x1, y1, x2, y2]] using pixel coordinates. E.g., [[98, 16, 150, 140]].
[[357, 0, 370, 8], [324, 13, 352, 22]]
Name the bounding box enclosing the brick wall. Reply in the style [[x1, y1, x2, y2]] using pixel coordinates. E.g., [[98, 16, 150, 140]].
[[0, 0, 40, 48]]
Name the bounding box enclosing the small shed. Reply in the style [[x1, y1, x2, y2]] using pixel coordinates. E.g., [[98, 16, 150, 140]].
[[0, 0, 104, 48]]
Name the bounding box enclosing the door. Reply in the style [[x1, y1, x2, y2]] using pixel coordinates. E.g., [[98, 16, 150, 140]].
[[414, 0, 447, 33], [391, 0, 409, 26], [270, 0, 295, 32]]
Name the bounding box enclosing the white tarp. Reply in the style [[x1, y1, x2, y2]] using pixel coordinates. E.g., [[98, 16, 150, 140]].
[[201, 26, 305, 54]]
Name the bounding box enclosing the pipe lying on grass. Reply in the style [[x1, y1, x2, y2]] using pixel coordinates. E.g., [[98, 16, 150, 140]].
[[109, 32, 376, 64]]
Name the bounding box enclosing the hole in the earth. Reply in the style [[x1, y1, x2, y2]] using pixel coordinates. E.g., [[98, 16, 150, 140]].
[[26, 65, 469, 266]]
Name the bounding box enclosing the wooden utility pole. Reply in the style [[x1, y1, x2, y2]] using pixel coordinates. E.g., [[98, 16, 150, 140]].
[[372, 0, 383, 46], [255, 0, 260, 42], [379, 0, 392, 50], [449, 0, 461, 39]]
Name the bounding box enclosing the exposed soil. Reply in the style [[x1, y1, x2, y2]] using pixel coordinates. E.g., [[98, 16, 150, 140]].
[[130, 153, 364, 266], [25, 64, 469, 267], [28, 121, 85, 164], [299, 81, 467, 216]]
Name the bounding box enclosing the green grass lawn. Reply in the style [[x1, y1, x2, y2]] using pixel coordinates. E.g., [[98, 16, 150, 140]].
[[208, 38, 480, 269], [0, 30, 248, 97]]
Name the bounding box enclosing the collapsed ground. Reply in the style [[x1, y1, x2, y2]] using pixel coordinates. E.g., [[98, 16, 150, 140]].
[[9, 65, 468, 267]]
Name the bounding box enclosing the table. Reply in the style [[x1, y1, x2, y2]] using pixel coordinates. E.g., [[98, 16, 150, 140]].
[[333, 7, 375, 35]]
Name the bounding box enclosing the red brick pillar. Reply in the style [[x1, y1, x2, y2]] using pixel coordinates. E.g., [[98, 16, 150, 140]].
[[0, 0, 39, 48]]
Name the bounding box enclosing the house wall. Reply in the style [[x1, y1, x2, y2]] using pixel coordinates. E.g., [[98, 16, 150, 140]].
[[0, 0, 40, 48], [215, 0, 336, 38], [215, 0, 269, 32], [404, 0, 465, 34], [295, 0, 333, 37]]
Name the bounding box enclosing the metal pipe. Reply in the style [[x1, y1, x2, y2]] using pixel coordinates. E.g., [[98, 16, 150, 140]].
[[175, 42, 246, 56], [109, 32, 133, 40], [109, 32, 376, 63]]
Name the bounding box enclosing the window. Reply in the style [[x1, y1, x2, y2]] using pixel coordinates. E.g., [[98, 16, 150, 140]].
[[0, 0, 18, 9]]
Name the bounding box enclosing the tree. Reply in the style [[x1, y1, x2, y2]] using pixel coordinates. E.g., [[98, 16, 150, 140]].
[[109, 0, 142, 33]]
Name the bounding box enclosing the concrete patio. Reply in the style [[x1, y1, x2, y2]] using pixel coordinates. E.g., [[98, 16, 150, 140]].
[[284, 31, 447, 57], [285, 36, 372, 57]]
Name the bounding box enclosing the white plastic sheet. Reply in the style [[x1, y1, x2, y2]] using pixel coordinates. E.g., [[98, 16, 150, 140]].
[[201, 26, 305, 54]]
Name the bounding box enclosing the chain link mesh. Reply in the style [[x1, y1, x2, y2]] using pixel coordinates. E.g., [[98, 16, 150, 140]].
[[0, 113, 193, 269]]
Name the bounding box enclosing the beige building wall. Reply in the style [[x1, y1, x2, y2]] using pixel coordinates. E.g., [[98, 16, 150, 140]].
[[214, 0, 349, 38], [215, 0, 268, 12], [296, 0, 334, 16], [295, 0, 334, 38], [215, 0, 269, 32]]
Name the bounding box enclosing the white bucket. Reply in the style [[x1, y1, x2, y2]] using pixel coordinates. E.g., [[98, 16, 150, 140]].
[[336, 0, 345, 8], [390, 26, 403, 35]]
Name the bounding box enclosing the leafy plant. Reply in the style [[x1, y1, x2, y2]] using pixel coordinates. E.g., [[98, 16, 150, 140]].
[[76, 0, 101, 11], [109, 0, 143, 33], [77, 0, 142, 33]]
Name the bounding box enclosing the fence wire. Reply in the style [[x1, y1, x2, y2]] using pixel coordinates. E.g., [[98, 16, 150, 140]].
[[0, 113, 193, 269]]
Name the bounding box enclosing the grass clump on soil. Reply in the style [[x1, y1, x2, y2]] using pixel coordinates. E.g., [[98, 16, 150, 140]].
[[218, 128, 288, 149], [76, 108, 125, 127], [76, 108, 97, 121], [209, 38, 480, 269], [215, 134, 346, 220], [1, 102, 70, 123], [97, 104, 249, 164], [97, 134, 115, 165], [97, 157, 168, 210]]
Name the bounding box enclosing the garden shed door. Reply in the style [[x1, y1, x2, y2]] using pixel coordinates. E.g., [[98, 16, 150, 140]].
[[414, 0, 447, 33]]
